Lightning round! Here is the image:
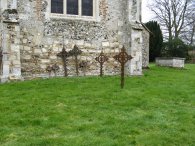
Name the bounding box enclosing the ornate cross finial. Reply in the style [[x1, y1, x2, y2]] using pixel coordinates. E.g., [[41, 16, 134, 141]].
[[69, 45, 82, 57], [95, 51, 108, 77], [69, 45, 82, 76], [114, 46, 133, 88]]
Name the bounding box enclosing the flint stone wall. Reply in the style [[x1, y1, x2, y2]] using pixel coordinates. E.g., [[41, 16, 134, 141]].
[[0, 0, 149, 81], [18, 0, 124, 78]]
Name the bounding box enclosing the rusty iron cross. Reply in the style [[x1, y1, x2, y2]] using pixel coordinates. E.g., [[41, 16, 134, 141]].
[[114, 46, 133, 88], [69, 45, 82, 76], [95, 51, 108, 77], [46, 65, 53, 77], [46, 64, 60, 77], [57, 47, 70, 77], [0, 50, 2, 58], [0, 50, 2, 69], [52, 64, 60, 76], [79, 61, 88, 76]]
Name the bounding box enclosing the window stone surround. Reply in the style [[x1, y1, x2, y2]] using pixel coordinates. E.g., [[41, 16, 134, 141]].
[[47, 0, 100, 22]]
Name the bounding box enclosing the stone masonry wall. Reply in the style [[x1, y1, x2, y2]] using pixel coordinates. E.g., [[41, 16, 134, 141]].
[[0, 0, 148, 81], [142, 29, 149, 68], [17, 0, 124, 78], [0, 22, 21, 81]]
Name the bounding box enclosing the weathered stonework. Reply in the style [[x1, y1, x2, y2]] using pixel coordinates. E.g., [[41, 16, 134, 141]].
[[142, 28, 149, 68], [0, 0, 149, 82], [156, 57, 185, 68]]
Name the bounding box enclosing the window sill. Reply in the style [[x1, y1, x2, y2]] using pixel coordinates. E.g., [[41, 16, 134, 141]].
[[49, 13, 97, 22]]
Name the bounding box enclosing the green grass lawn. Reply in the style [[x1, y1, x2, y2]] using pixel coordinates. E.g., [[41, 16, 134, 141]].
[[0, 64, 195, 146]]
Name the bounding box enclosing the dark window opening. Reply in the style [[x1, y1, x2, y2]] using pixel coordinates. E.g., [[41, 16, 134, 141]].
[[51, 0, 64, 14], [67, 0, 79, 15], [82, 0, 93, 16]]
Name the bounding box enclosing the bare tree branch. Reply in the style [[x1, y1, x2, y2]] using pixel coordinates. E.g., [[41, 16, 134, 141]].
[[148, 0, 194, 44]]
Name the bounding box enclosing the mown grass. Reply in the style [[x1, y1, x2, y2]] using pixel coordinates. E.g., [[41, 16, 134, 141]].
[[0, 64, 195, 146]]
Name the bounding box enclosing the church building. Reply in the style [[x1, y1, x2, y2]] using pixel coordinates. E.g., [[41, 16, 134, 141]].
[[0, 0, 149, 82]]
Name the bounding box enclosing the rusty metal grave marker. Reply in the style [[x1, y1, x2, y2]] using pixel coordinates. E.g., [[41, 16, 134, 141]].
[[114, 46, 133, 89], [0, 50, 2, 63], [0, 50, 3, 73], [57, 47, 70, 77], [52, 64, 60, 76], [46, 65, 52, 77], [95, 51, 108, 77], [46, 64, 60, 77], [69, 45, 82, 76], [79, 61, 88, 76]]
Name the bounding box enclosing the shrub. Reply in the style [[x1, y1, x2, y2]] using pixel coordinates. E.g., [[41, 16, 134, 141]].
[[162, 38, 188, 58], [145, 21, 163, 62]]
